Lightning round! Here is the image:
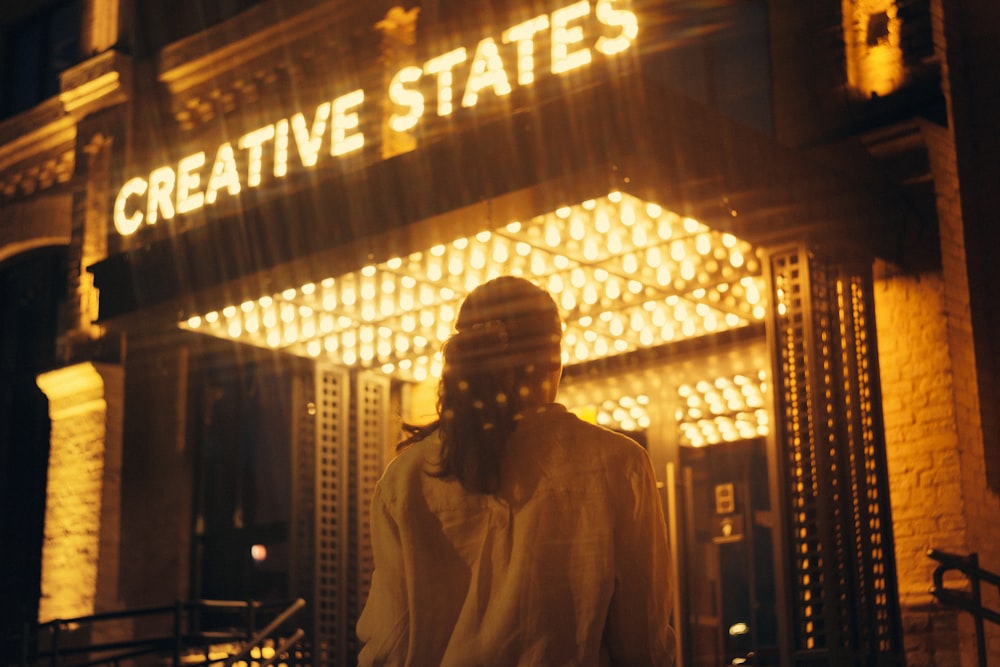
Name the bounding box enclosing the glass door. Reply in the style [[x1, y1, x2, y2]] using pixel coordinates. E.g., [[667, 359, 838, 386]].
[[678, 439, 777, 666]]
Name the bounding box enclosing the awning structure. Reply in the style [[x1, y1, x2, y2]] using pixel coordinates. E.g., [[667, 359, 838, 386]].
[[179, 191, 765, 380], [90, 71, 903, 349], [92, 67, 896, 447]]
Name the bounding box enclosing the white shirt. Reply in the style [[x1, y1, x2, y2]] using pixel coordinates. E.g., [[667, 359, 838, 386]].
[[356, 403, 676, 666]]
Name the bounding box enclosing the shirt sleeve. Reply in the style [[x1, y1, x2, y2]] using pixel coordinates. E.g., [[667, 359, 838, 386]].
[[604, 448, 677, 666], [356, 483, 410, 667]]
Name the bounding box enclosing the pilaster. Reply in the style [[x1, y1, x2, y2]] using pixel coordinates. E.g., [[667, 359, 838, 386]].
[[35, 362, 124, 622]]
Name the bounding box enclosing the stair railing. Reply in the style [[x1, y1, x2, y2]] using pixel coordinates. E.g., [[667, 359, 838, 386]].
[[927, 549, 1000, 667]]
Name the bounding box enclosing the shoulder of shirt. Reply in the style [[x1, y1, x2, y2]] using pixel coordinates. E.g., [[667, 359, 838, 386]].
[[528, 403, 652, 468], [373, 432, 441, 505]]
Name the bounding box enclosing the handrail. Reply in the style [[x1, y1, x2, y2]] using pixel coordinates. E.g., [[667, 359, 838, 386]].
[[12, 598, 305, 667], [258, 628, 305, 667], [223, 598, 306, 667], [927, 549, 1000, 667]]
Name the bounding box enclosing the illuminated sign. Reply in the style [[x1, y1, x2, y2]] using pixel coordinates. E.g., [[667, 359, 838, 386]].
[[112, 0, 638, 236]]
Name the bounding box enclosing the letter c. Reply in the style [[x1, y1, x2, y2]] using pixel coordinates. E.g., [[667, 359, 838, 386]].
[[113, 177, 148, 236]]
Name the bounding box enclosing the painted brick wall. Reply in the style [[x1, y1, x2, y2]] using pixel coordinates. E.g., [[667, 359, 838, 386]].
[[874, 270, 965, 667], [932, 0, 1000, 661]]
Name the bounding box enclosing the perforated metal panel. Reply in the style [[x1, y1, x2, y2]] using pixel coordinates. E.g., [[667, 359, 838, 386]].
[[348, 371, 390, 659], [290, 366, 318, 667], [312, 365, 351, 666], [766, 247, 903, 666]]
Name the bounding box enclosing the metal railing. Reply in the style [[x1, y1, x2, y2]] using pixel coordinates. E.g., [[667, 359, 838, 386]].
[[928, 549, 1000, 667], [7, 597, 306, 667]]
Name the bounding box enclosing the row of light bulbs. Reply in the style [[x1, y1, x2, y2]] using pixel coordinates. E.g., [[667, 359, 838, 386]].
[[567, 371, 769, 447], [675, 371, 770, 447], [183, 192, 766, 384]]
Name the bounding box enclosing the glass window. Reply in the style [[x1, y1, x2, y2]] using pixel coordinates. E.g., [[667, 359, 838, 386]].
[[1, 0, 82, 119]]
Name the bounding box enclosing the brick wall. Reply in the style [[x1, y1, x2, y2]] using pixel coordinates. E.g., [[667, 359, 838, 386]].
[[874, 270, 965, 666]]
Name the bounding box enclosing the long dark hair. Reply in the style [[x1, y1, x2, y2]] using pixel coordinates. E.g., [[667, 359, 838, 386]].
[[399, 276, 563, 494]]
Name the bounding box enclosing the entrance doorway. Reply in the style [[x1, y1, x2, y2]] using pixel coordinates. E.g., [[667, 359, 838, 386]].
[[677, 439, 777, 666]]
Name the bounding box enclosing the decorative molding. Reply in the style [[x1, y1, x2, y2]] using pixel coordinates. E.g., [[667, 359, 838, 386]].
[[0, 49, 129, 200], [59, 49, 132, 121], [0, 149, 75, 200], [157, 0, 356, 131], [158, 0, 343, 95], [0, 99, 75, 172], [0, 103, 76, 201], [36, 362, 116, 419]]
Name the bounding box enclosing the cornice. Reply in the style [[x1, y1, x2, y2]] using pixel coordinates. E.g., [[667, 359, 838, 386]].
[[0, 50, 131, 200], [59, 49, 132, 121], [158, 0, 345, 95], [0, 98, 72, 165], [37, 362, 122, 420], [0, 99, 76, 198]]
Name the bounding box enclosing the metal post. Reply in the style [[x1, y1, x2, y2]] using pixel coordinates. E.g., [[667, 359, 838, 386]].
[[50, 622, 59, 667], [173, 600, 183, 667], [970, 554, 988, 667]]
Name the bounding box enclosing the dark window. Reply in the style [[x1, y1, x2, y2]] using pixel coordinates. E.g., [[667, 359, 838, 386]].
[[192, 351, 294, 604], [133, 0, 266, 58], [1, 0, 82, 119], [0, 247, 66, 653]]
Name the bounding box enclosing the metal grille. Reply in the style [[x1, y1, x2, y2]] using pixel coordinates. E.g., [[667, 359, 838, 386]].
[[312, 365, 351, 666], [767, 247, 903, 665], [348, 371, 390, 660], [290, 366, 317, 667]]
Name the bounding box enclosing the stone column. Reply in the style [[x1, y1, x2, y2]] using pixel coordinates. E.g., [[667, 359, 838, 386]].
[[35, 362, 124, 623]]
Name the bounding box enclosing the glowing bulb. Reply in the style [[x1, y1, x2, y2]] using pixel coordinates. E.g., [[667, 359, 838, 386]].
[[427, 260, 442, 281], [493, 242, 509, 263], [595, 209, 611, 234], [545, 224, 561, 248], [680, 260, 695, 281], [608, 232, 623, 254]]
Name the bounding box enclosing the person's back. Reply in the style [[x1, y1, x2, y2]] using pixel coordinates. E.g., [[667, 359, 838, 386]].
[[358, 404, 674, 666], [356, 276, 676, 666]]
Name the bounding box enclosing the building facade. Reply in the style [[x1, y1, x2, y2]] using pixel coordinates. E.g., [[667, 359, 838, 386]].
[[1, 0, 998, 665]]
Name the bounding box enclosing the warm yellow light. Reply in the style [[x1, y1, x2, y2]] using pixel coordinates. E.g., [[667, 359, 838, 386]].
[[843, 0, 903, 98], [594, 0, 639, 56], [179, 191, 765, 380], [425, 48, 467, 116], [462, 38, 512, 107], [332, 89, 365, 156], [239, 125, 275, 188], [503, 15, 550, 85], [551, 1, 593, 74]]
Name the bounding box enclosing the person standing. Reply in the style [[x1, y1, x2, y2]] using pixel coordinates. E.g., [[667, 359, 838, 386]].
[[357, 276, 676, 666]]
